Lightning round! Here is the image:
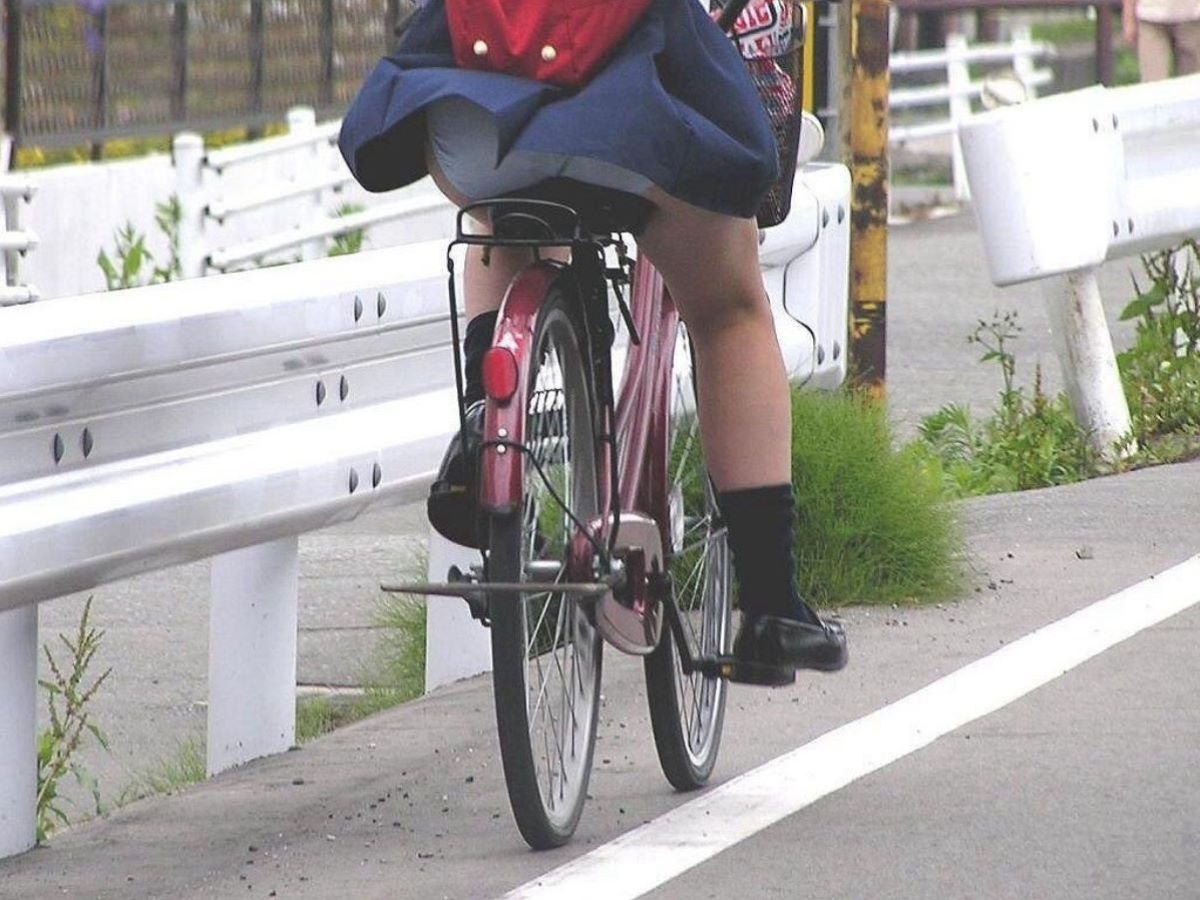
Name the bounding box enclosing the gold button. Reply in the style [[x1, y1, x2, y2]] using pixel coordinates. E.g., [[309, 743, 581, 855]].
[[473, 39, 488, 57], [541, 45, 557, 62]]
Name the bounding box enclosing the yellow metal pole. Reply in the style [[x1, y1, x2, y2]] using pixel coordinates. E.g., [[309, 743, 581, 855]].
[[839, 0, 890, 398]]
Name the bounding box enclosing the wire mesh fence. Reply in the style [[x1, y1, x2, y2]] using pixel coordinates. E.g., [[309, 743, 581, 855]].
[[4, 0, 407, 148]]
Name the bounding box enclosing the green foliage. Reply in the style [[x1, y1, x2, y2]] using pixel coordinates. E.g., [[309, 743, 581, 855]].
[[1029, 16, 1102, 44], [916, 311, 1098, 496], [122, 738, 206, 802], [296, 575, 428, 745], [36, 597, 112, 843], [327, 203, 368, 257], [96, 197, 182, 290], [1028, 17, 1138, 85], [787, 389, 965, 606], [1118, 242, 1200, 450], [367, 590, 428, 703]]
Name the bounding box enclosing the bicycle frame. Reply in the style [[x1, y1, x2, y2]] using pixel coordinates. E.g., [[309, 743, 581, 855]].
[[481, 251, 678, 529], [612, 256, 680, 556]]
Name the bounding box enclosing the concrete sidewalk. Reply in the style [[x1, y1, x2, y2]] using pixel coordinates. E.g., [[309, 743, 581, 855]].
[[18, 208, 1153, 847], [3, 456, 1196, 899]]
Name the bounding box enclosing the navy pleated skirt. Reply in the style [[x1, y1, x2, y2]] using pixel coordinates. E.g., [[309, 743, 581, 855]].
[[337, 0, 780, 220]]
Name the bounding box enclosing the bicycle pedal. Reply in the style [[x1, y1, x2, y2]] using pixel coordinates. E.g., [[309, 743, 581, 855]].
[[698, 655, 796, 687]]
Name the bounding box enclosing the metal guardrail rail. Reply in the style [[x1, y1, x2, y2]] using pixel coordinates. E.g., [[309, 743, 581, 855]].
[[0, 241, 457, 859], [960, 73, 1200, 456]]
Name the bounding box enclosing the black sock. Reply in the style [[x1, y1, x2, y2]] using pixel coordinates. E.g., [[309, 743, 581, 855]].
[[462, 310, 499, 405], [718, 484, 819, 625]]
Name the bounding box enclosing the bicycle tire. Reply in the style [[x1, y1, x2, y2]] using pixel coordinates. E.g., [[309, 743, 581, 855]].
[[488, 280, 604, 850], [643, 325, 733, 791]]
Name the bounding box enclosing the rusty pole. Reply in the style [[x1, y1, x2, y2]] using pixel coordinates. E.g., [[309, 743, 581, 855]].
[[839, 0, 891, 398]]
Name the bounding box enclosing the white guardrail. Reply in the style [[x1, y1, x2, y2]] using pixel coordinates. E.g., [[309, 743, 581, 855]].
[[174, 107, 452, 278], [0, 175, 38, 307], [891, 26, 1055, 202], [960, 73, 1200, 457], [0, 135, 38, 309], [0, 136, 38, 307], [0, 159, 850, 859]]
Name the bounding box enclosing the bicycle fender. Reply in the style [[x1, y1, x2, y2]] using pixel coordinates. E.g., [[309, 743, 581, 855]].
[[479, 262, 563, 516]]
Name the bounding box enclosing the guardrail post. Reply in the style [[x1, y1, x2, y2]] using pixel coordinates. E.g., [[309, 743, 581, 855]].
[[1043, 268, 1133, 459], [173, 131, 206, 280], [424, 531, 492, 692], [287, 106, 326, 263], [946, 33, 971, 202], [207, 538, 299, 775], [0, 605, 37, 859]]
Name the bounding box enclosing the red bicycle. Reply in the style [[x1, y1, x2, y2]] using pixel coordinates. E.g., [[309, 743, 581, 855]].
[[394, 0, 790, 852], [398, 183, 740, 849]]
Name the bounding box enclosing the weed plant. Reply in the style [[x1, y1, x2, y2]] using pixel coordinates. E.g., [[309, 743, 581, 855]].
[[1118, 242, 1200, 455], [37, 597, 112, 842], [296, 578, 427, 744], [96, 197, 182, 290], [121, 738, 206, 802], [917, 311, 1097, 496], [328, 203, 368, 257]]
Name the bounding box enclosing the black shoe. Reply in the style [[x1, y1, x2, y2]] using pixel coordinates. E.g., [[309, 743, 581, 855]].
[[728, 614, 848, 686], [427, 401, 485, 548]]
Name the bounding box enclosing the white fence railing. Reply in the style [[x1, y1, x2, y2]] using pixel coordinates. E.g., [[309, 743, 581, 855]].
[[0, 159, 851, 859], [0, 174, 38, 307], [960, 73, 1200, 457], [892, 26, 1055, 201], [174, 106, 453, 278]]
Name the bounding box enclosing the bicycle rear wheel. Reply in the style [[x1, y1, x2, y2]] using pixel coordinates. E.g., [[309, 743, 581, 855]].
[[644, 326, 733, 790], [488, 281, 603, 849]]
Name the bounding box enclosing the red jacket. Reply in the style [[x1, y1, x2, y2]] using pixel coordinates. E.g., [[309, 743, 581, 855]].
[[446, 0, 655, 88]]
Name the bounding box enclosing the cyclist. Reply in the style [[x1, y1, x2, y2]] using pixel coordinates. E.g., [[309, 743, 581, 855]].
[[339, 0, 847, 681]]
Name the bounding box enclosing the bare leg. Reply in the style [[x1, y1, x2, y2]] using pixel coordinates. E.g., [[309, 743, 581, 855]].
[[636, 190, 791, 491], [637, 192, 849, 665], [428, 153, 529, 318]]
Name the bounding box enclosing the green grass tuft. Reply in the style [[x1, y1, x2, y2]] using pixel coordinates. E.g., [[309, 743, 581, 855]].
[[295, 573, 428, 745], [788, 389, 966, 607], [121, 738, 206, 803], [365, 592, 428, 703]]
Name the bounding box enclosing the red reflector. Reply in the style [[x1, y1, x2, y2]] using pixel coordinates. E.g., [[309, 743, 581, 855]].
[[481, 347, 519, 402]]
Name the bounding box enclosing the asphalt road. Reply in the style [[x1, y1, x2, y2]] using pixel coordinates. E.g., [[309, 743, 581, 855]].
[[2, 458, 1197, 899]]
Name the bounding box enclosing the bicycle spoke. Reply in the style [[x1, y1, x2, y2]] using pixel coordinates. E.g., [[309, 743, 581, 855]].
[[645, 322, 732, 785]]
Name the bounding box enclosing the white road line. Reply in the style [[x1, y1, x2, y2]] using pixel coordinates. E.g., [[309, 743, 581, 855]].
[[503, 555, 1200, 900]]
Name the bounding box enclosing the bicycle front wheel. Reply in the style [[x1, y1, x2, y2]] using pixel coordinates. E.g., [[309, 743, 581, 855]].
[[644, 325, 733, 791], [488, 282, 603, 850]]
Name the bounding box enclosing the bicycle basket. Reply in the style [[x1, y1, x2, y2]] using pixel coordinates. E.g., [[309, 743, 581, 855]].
[[712, 0, 805, 228]]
